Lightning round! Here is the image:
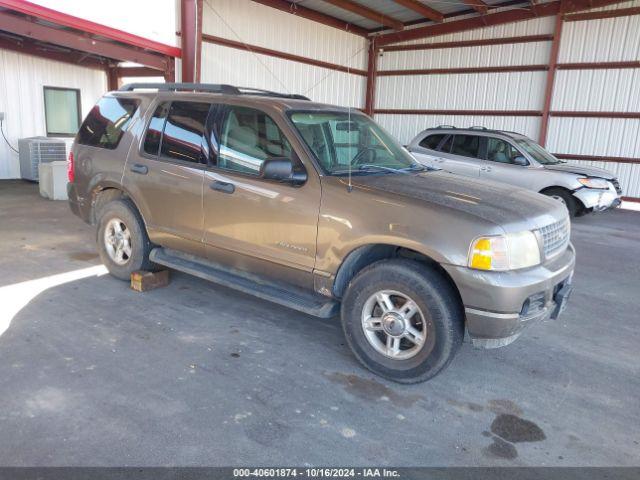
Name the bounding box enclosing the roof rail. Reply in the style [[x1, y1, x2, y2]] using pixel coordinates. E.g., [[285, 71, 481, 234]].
[[468, 125, 488, 130], [119, 82, 240, 94], [435, 124, 456, 129], [118, 82, 310, 100]]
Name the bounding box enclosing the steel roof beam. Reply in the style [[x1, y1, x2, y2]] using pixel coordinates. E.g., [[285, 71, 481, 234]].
[[0, 11, 169, 70], [391, 0, 444, 23], [375, 0, 629, 46], [322, 0, 405, 31]]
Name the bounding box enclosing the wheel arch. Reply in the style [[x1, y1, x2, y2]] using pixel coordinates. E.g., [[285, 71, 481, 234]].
[[90, 182, 146, 227], [332, 244, 463, 308]]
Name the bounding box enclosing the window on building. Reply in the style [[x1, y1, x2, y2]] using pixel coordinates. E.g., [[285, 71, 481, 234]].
[[44, 87, 82, 137], [76, 96, 139, 149]]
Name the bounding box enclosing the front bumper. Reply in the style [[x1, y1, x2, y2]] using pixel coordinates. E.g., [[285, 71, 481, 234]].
[[573, 183, 621, 211], [443, 243, 576, 348]]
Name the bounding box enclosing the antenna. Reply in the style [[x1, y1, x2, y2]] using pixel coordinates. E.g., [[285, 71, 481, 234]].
[[347, 62, 353, 193]]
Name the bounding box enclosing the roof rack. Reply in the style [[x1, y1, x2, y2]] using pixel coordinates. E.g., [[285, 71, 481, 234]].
[[118, 82, 310, 100]]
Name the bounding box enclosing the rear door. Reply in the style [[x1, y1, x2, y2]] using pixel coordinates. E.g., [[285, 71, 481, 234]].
[[480, 136, 530, 188], [409, 133, 448, 169], [123, 100, 212, 255], [438, 134, 484, 177]]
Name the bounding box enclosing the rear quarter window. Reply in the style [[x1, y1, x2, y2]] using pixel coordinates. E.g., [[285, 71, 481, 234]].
[[76, 96, 140, 149]]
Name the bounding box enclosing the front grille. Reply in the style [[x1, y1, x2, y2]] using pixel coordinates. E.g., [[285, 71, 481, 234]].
[[611, 178, 622, 194], [537, 218, 570, 258]]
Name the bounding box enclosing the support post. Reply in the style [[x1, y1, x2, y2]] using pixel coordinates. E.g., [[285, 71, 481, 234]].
[[181, 0, 202, 83], [106, 65, 119, 91], [364, 39, 378, 116], [539, 3, 565, 146]]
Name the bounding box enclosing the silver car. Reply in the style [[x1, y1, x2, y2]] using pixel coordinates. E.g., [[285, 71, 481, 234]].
[[408, 126, 622, 216]]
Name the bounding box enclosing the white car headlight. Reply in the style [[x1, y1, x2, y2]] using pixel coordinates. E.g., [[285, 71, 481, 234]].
[[469, 231, 541, 271], [578, 177, 610, 190]]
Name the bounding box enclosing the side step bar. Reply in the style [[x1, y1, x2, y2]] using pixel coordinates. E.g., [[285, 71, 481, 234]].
[[149, 248, 340, 319]]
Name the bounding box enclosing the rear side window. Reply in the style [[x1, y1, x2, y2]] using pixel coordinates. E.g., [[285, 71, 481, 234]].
[[142, 101, 211, 164], [76, 96, 139, 149], [161, 102, 211, 163], [451, 135, 480, 158], [419, 134, 445, 150]]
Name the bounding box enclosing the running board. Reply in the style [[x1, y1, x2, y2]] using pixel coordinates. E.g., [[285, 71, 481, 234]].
[[149, 247, 339, 318]]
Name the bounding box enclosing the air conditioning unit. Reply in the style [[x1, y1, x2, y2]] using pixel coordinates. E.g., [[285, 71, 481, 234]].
[[18, 137, 70, 181]]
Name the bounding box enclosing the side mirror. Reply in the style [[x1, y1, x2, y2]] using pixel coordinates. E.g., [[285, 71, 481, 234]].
[[513, 155, 529, 166], [260, 157, 307, 185]]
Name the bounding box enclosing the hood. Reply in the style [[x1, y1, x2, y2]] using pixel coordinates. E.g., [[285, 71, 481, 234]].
[[350, 171, 566, 230], [543, 162, 615, 179]]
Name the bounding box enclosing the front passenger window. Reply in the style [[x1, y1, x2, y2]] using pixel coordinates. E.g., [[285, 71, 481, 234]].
[[218, 106, 292, 175], [487, 138, 522, 164]]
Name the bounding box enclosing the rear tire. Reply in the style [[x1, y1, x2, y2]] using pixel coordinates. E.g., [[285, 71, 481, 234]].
[[543, 188, 578, 217], [96, 199, 155, 280], [340, 259, 464, 384]]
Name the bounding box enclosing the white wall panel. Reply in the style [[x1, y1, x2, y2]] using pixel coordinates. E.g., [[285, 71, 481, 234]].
[[379, 42, 550, 70], [546, 117, 640, 158], [202, 0, 367, 70], [0, 48, 107, 179], [568, 160, 640, 198], [559, 14, 640, 63], [552, 69, 640, 111], [201, 43, 365, 108], [375, 114, 540, 145], [376, 72, 546, 110]]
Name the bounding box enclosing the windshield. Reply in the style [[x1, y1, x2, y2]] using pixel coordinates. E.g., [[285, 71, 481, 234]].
[[289, 111, 420, 175], [514, 137, 564, 165]]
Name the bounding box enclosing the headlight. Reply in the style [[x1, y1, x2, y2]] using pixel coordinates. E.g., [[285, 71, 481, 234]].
[[578, 177, 610, 189], [469, 231, 541, 271]]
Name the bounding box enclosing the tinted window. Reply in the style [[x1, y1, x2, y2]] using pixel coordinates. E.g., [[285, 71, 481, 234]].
[[160, 102, 211, 163], [219, 106, 292, 175], [419, 134, 445, 150], [439, 135, 453, 153], [143, 103, 169, 156], [451, 135, 480, 158], [487, 138, 522, 164], [77, 96, 139, 149]]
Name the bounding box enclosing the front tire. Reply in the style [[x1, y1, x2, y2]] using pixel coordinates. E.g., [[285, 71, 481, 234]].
[[543, 188, 578, 217], [96, 199, 155, 280], [340, 259, 464, 384]]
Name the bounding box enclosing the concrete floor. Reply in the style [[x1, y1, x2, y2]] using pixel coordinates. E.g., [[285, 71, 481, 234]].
[[0, 179, 638, 467]]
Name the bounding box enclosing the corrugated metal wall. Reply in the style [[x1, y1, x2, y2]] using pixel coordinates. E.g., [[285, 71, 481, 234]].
[[373, 3, 640, 198], [0, 48, 107, 179], [200, 0, 367, 108]]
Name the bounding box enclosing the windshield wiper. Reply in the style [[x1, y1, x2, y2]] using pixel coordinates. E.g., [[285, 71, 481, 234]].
[[357, 164, 425, 175]]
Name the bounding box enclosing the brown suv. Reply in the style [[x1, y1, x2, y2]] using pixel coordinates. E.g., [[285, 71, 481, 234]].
[[68, 83, 575, 383]]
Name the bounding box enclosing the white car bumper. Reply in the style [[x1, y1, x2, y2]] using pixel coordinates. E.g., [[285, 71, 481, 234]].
[[573, 183, 621, 211]]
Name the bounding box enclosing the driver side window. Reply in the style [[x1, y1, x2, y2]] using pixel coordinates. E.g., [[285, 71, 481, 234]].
[[486, 138, 522, 164], [218, 106, 292, 175]]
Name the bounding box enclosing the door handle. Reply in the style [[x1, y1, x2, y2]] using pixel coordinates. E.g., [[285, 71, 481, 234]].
[[210, 180, 235, 194], [130, 164, 148, 175], [480, 166, 492, 172]]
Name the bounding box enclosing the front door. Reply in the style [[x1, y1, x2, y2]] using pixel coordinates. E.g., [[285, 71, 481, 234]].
[[123, 100, 212, 255], [202, 104, 321, 288], [480, 137, 530, 188]]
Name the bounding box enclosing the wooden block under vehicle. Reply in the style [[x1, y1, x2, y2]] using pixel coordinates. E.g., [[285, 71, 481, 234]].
[[130, 270, 170, 292]]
